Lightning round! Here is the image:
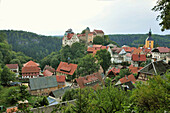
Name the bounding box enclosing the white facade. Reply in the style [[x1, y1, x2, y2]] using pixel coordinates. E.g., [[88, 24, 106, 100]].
[[152, 52, 169, 61], [62, 34, 79, 47]]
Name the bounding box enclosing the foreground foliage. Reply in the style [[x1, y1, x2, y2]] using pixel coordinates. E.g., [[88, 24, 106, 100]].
[[59, 73, 170, 113]]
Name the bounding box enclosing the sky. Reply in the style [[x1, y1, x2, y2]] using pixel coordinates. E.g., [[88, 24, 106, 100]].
[[0, 0, 169, 36]]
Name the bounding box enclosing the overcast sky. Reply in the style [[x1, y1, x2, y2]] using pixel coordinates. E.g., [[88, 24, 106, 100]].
[[0, 0, 169, 36]]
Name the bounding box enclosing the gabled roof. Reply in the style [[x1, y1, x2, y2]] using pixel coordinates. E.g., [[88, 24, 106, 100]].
[[122, 47, 137, 53], [139, 60, 170, 75], [129, 66, 143, 74], [132, 49, 143, 55], [132, 54, 146, 61], [93, 44, 102, 48], [22, 66, 40, 73], [126, 53, 132, 57], [23, 60, 39, 67], [56, 62, 77, 75], [6, 64, 18, 69], [107, 67, 120, 75], [157, 47, 169, 53], [43, 65, 55, 73], [43, 70, 53, 77], [93, 29, 104, 34], [56, 75, 66, 83], [51, 86, 71, 98], [115, 74, 136, 85], [29, 76, 58, 90], [75, 72, 102, 89]]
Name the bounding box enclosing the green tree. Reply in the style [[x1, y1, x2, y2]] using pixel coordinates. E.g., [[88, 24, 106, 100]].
[[10, 59, 22, 69], [131, 74, 169, 112], [40, 96, 49, 106], [1, 66, 15, 86], [50, 56, 60, 69], [62, 89, 78, 101], [95, 49, 111, 75], [152, 0, 170, 31], [93, 36, 104, 45], [104, 77, 112, 87], [119, 68, 132, 78], [19, 85, 30, 100], [77, 54, 100, 77]]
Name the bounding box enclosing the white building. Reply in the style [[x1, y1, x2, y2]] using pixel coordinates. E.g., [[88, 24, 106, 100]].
[[151, 47, 170, 61], [62, 29, 79, 47]]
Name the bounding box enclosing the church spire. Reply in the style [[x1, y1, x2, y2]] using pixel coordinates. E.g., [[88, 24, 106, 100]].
[[149, 28, 152, 37]]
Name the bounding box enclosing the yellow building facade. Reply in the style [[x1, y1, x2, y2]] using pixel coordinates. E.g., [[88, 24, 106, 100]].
[[145, 29, 154, 48]]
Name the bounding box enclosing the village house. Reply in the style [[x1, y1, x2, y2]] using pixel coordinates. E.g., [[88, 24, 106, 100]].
[[22, 61, 41, 79], [151, 47, 170, 61], [6, 64, 19, 77], [115, 74, 136, 90], [56, 75, 66, 89], [166, 55, 170, 64], [124, 53, 132, 62], [138, 60, 170, 81], [87, 44, 111, 56], [132, 54, 146, 67], [56, 62, 77, 80], [107, 67, 120, 78], [93, 29, 104, 37], [128, 65, 143, 74], [43, 65, 55, 74], [111, 47, 126, 63], [75, 72, 103, 89], [62, 29, 79, 47], [43, 69, 53, 77], [29, 76, 58, 96]]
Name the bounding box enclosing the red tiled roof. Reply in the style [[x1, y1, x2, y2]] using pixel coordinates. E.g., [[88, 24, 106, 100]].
[[6, 106, 18, 113], [132, 54, 146, 61], [108, 67, 120, 75], [93, 45, 102, 48], [132, 49, 142, 55], [119, 74, 136, 84], [123, 47, 137, 53], [22, 66, 40, 73], [56, 75, 66, 83], [126, 53, 132, 57], [93, 29, 104, 34], [6, 64, 18, 69], [43, 65, 55, 73], [56, 62, 77, 75], [23, 60, 39, 67], [157, 47, 170, 53], [75, 72, 102, 89], [67, 33, 74, 40], [129, 66, 143, 74], [43, 70, 53, 77]]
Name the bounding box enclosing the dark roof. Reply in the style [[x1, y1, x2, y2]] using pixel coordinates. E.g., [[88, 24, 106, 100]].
[[51, 86, 71, 98], [139, 60, 170, 75], [29, 76, 58, 90]]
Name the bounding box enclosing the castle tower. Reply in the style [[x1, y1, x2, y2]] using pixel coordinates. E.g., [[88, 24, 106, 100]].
[[85, 27, 90, 46], [145, 29, 154, 48]]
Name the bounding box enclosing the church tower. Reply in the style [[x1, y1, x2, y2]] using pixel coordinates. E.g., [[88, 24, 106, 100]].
[[145, 29, 154, 48], [85, 27, 90, 46]]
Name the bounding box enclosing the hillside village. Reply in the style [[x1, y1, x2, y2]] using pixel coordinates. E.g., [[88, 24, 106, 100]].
[[0, 27, 170, 113]]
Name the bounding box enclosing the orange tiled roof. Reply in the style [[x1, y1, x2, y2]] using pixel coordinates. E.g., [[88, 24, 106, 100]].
[[119, 74, 136, 84], [56, 75, 66, 83], [132, 54, 146, 61], [43, 70, 53, 77], [23, 60, 39, 67], [22, 66, 40, 73], [129, 66, 143, 74], [108, 67, 120, 75], [6, 64, 18, 69], [43, 65, 55, 73], [56, 62, 77, 75], [132, 49, 142, 55], [75, 72, 102, 89], [6, 106, 18, 113]]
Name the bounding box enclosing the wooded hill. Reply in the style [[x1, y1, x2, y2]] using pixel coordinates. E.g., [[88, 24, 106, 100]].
[[0, 30, 62, 61], [108, 34, 170, 47]]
